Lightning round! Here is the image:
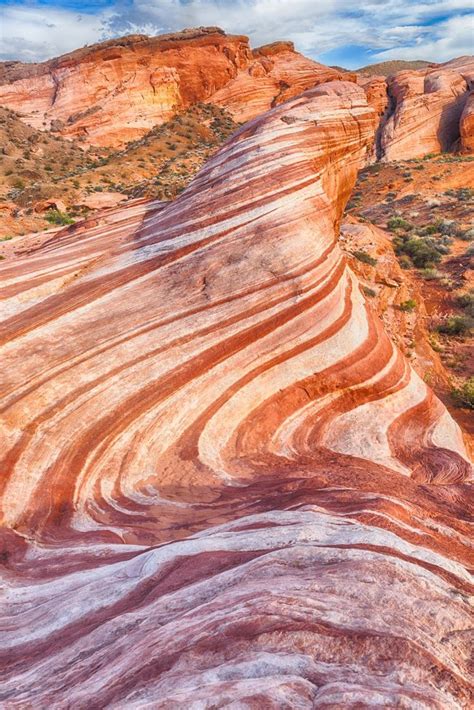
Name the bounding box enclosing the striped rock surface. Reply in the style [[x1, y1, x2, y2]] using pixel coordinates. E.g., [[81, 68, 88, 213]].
[[381, 56, 474, 160], [1, 82, 473, 708]]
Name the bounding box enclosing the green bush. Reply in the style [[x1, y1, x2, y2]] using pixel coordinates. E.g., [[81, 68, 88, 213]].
[[458, 228, 474, 242], [352, 250, 377, 266], [394, 235, 442, 268], [399, 299, 417, 312], [436, 315, 473, 336], [451, 377, 474, 409], [420, 224, 440, 235], [444, 188, 473, 201], [398, 254, 413, 270], [456, 291, 474, 317], [387, 216, 413, 232], [421, 268, 442, 280], [44, 209, 75, 226]]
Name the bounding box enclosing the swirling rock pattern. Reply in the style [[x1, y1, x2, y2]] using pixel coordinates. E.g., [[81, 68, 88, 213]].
[[1, 82, 473, 708]]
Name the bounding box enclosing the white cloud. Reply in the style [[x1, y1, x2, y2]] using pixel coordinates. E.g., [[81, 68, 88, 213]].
[[0, 0, 472, 66], [372, 14, 474, 62], [0, 5, 109, 62]]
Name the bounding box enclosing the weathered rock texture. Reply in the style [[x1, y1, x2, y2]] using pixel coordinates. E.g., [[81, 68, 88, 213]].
[[1, 83, 473, 707], [210, 41, 354, 123], [380, 56, 474, 160], [461, 90, 474, 152], [0, 28, 351, 147]]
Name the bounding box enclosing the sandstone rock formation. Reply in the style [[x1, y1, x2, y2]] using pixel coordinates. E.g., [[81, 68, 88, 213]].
[[0, 29, 251, 146], [380, 56, 474, 160], [0, 28, 351, 148], [1, 83, 472, 707], [209, 41, 353, 123], [358, 75, 389, 119], [461, 90, 474, 152]]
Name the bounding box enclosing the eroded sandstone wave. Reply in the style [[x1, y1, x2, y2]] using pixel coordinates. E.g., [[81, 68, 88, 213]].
[[1, 82, 473, 708]]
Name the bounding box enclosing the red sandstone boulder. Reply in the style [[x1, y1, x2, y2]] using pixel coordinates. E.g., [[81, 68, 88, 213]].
[[33, 198, 67, 213]]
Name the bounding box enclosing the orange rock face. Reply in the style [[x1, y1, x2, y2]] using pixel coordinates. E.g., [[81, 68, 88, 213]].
[[0, 29, 354, 148], [358, 74, 389, 118], [209, 41, 354, 122], [0, 28, 251, 147], [380, 56, 474, 160], [461, 90, 474, 152], [1, 83, 472, 706]]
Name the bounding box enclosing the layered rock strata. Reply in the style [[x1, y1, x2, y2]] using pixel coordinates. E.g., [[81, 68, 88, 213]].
[[380, 56, 474, 160], [1, 83, 473, 707], [0, 29, 350, 147]]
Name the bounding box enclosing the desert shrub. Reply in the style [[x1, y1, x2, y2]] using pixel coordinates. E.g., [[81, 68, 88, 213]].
[[44, 209, 74, 226], [398, 254, 413, 269], [429, 334, 443, 352], [456, 291, 474, 317], [451, 377, 474, 409], [352, 250, 377, 266], [458, 227, 474, 242], [420, 268, 443, 280], [387, 216, 413, 232], [466, 244, 474, 257], [363, 286, 376, 297], [436, 315, 473, 336], [0, 235, 13, 241], [393, 235, 442, 268], [435, 219, 461, 237], [12, 178, 24, 189], [444, 188, 473, 201], [399, 299, 417, 312]]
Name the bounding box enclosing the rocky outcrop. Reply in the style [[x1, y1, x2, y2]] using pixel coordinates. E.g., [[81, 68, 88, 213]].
[[358, 75, 389, 118], [1, 82, 472, 706], [209, 42, 354, 122], [460, 90, 474, 152], [0, 28, 252, 147], [380, 56, 474, 160], [0, 28, 353, 148]]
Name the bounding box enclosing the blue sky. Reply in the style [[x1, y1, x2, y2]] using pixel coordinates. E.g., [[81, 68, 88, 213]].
[[1, 1, 473, 66]]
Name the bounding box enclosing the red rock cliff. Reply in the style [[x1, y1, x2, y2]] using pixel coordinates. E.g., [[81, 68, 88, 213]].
[[380, 56, 474, 160], [0, 28, 251, 146], [0, 28, 353, 148]]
